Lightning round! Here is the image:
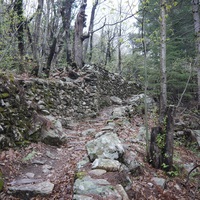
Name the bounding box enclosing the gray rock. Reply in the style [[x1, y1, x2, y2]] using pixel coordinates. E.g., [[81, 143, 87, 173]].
[[151, 177, 166, 189], [101, 125, 114, 131], [115, 184, 130, 200], [88, 169, 107, 176], [77, 157, 90, 170], [73, 194, 94, 200], [8, 181, 54, 198], [191, 130, 200, 147], [111, 107, 127, 119], [86, 132, 124, 162], [183, 163, 196, 172], [137, 126, 146, 141], [122, 151, 142, 176], [73, 176, 122, 199], [128, 94, 155, 109], [41, 129, 67, 146], [81, 129, 96, 136], [25, 173, 35, 178], [110, 96, 123, 105], [42, 165, 53, 173], [92, 158, 121, 172], [0, 135, 10, 148]]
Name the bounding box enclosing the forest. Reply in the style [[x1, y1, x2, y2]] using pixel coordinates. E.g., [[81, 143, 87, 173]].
[[0, 0, 200, 199], [0, 0, 199, 107]]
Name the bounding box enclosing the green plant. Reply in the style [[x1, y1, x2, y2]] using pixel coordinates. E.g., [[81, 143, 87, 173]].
[[167, 170, 179, 177], [156, 133, 166, 149], [161, 163, 169, 170]]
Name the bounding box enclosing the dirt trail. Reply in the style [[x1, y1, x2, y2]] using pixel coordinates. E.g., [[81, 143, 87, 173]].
[[0, 105, 200, 200], [0, 106, 115, 200]]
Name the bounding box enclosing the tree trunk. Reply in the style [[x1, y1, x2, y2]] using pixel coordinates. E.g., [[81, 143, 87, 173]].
[[159, 0, 167, 124], [88, 0, 98, 62], [46, 37, 57, 77], [117, 0, 122, 76], [73, 0, 88, 68], [14, 0, 24, 73], [32, 0, 44, 76], [61, 0, 75, 64], [191, 0, 200, 110], [149, 106, 175, 171]]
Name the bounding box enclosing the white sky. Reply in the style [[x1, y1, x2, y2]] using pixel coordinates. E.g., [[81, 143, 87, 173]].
[[23, 0, 139, 53]]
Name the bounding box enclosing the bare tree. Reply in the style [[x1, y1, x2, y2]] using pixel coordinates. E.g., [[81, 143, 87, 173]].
[[159, 0, 167, 124], [117, 0, 122, 76], [73, 0, 88, 68], [32, 0, 44, 76], [61, 0, 75, 64], [14, 0, 24, 72], [87, 0, 99, 62]]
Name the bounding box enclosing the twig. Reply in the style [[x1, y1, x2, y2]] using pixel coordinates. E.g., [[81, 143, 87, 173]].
[[177, 63, 193, 108], [184, 164, 200, 186]]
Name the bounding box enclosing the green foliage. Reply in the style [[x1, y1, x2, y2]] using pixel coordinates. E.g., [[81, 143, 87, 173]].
[[134, 0, 197, 104], [156, 133, 166, 149]]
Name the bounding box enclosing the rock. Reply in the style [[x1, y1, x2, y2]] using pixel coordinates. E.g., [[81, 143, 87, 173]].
[[111, 107, 128, 119], [92, 158, 121, 172], [32, 159, 46, 165], [77, 157, 90, 170], [183, 163, 196, 172], [147, 182, 153, 187], [110, 96, 123, 105], [25, 173, 35, 178], [42, 165, 53, 173], [88, 169, 107, 176], [0, 65, 139, 149], [0, 135, 10, 149], [73, 194, 94, 200], [73, 176, 122, 199], [137, 126, 146, 141], [151, 177, 166, 189], [127, 94, 156, 109], [101, 125, 115, 131], [81, 129, 96, 136], [122, 151, 142, 176], [8, 180, 54, 198], [115, 184, 130, 200], [86, 132, 124, 162], [191, 130, 200, 147], [41, 129, 67, 146]]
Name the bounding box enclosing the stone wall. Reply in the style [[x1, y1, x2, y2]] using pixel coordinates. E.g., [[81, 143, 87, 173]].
[[0, 65, 140, 148]]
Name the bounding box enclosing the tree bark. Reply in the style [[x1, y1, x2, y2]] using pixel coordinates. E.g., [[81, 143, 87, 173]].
[[159, 0, 167, 124], [61, 0, 75, 64], [73, 0, 88, 68], [149, 106, 175, 171], [88, 0, 98, 62], [14, 0, 24, 72], [191, 0, 200, 110], [32, 0, 44, 76], [117, 0, 122, 76]]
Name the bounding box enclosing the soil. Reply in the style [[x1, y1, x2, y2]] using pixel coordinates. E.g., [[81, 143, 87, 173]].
[[0, 106, 199, 200]]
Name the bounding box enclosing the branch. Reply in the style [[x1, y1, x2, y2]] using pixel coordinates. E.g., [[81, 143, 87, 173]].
[[184, 164, 200, 186], [176, 62, 193, 108], [92, 9, 142, 34]]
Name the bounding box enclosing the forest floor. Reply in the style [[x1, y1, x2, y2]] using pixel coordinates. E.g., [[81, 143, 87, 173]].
[[0, 105, 200, 200]]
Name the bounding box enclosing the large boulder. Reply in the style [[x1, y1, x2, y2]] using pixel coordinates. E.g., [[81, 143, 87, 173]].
[[8, 180, 54, 199], [127, 94, 156, 111], [73, 175, 122, 200], [29, 115, 67, 146], [86, 132, 124, 162]]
